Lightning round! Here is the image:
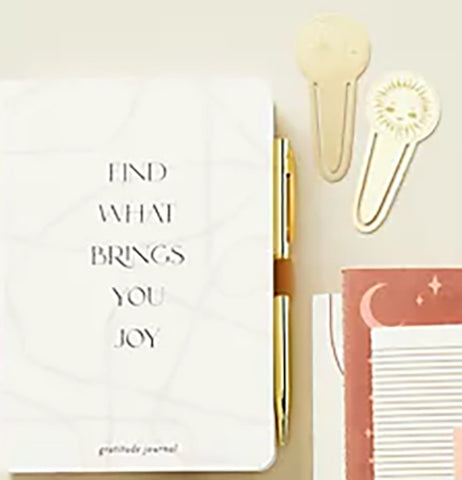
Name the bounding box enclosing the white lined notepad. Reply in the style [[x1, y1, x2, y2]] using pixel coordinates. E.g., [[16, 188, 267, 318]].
[[372, 324, 462, 479]]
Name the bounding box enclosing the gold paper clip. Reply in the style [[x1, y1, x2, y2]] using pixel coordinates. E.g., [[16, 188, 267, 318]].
[[297, 14, 370, 182], [354, 72, 440, 233]]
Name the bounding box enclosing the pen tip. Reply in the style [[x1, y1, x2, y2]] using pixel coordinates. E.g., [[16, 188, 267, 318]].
[[277, 415, 289, 446]]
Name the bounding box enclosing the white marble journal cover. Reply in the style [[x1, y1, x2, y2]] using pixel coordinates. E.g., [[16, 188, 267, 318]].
[[0, 78, 275, 472]]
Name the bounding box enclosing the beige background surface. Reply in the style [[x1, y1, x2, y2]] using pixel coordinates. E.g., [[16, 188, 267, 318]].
[[0, 0, 460, 479]]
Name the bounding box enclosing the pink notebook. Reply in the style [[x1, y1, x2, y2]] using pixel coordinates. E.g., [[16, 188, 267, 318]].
[[343, 268, 462, 480]]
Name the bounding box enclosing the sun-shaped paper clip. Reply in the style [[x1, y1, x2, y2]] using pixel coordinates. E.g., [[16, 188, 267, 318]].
[[354, 72, 440, 233]]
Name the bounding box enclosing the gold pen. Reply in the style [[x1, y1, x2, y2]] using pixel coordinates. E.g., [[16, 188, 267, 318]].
[[273, 138, 295, 446]]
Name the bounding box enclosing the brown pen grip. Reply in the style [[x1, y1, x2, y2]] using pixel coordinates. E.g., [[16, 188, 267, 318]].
[[274, 258, 294, 296]]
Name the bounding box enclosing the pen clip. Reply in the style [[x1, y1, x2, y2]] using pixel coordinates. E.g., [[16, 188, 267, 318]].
[[285, 146, 295, 245], [273, 138, 295, 259]]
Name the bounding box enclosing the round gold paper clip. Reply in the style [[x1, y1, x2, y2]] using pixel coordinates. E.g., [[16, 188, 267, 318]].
[[297, 14, 371, 182]]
